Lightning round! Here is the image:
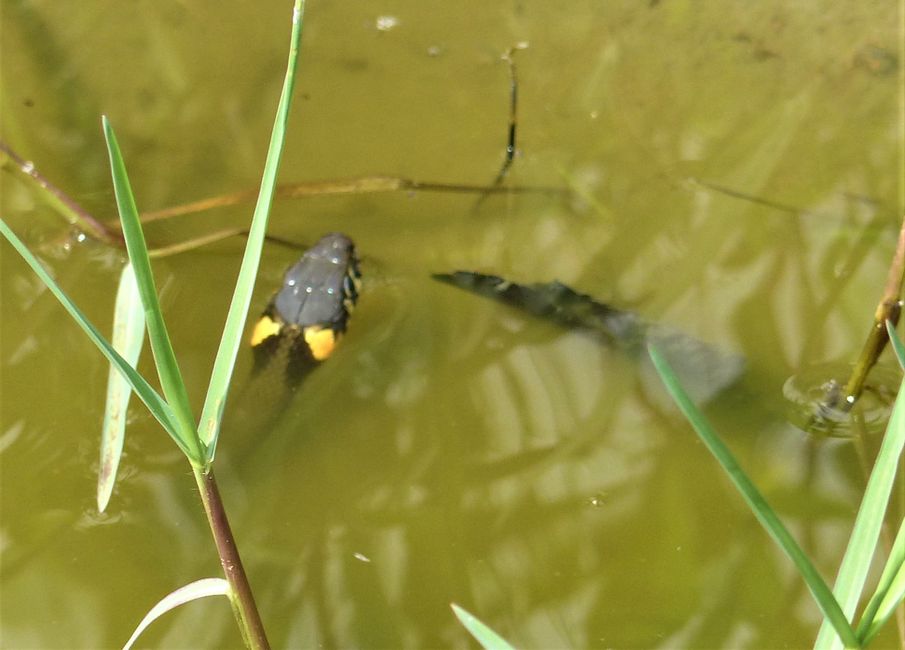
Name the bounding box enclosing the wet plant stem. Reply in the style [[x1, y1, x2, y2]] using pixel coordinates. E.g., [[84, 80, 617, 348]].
[[839, 214, 905, 408], [193, 465, 269, 650]]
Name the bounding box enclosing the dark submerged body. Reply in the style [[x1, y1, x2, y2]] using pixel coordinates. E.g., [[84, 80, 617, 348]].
[[253, 232, 360, 386], [433, 271, 745, 407]]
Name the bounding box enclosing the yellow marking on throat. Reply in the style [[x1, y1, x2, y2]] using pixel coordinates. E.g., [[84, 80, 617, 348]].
[[250, 316, 282, 347], [303, 325, 339, 361]]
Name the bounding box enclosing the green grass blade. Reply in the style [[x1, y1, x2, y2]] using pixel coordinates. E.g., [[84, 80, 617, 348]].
[[857, 517, 905, 644], [0, 219, 186, 453], [122, 578, 230, 650], [866, 567, 905, 643], [451, 604, 516, 650], [197, 0, 306, 462], [815, 370, 905, 650], [647, 344, 859, 648], [886, 320, 905, 370], [97, 263, 145, 513], [102, 117, 203, 465]]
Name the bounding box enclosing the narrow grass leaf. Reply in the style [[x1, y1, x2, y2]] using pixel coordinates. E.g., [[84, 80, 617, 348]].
[[857, 517, 905, 644], [886, 320, 905, 370], [451, 604, 516, 650], [102, 118, 203, 464], [198, 0, 306, 462], [98, 263, 145, 513], [0, 219, 184, 452], [122, 577, 230, 650], [862, 564, 905, 645], [815, 372, 905, 650], [647, 344, 858, 648]]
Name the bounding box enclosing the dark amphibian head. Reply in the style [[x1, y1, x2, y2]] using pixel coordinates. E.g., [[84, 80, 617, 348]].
[[251, 233, 360, 383]]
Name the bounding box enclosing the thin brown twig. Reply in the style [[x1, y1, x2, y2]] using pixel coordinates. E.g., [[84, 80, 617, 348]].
[[472, 44, 526, 213], [148, 228, 246, 258], [839, 214, 905, 407], [147, 229, 305, 258], [816, 214, 905, 420], [0, 140, 124, 246], [137, 175, 567, 226]]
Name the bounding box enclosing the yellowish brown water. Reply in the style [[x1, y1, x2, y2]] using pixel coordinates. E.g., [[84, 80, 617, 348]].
[[1, 1, 901, 647]]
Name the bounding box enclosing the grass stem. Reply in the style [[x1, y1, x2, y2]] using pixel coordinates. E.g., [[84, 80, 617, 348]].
[[193, 466, 269, 650], [839, 214, 905, 407]]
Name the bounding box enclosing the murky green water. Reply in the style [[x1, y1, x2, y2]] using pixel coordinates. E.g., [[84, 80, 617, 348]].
[[1, 1, 902, 648]]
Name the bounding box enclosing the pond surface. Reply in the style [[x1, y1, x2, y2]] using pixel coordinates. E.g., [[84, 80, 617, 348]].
[[1, 1, 902, 648]]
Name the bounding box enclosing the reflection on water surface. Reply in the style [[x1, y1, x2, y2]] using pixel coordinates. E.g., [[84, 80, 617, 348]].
[[1, 1, 900, 647]]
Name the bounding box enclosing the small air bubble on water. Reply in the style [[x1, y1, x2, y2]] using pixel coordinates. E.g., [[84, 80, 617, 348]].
[[22, 160, 35, 174], [353, 552, 371, 563], [375, 15, 398, 31]]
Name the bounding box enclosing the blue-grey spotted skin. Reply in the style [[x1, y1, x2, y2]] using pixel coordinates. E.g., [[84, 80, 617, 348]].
[[273, 232, 359, 331]]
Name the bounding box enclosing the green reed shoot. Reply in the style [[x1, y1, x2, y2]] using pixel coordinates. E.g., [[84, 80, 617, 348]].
[[0, 1, 307, 647], [451, 604, 517, 650], [649, 338, 905, 649], [98, 263, 145, 512]]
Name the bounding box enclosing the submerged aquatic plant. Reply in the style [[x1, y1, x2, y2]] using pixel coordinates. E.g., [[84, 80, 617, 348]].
[[0, 1, 306, 647]]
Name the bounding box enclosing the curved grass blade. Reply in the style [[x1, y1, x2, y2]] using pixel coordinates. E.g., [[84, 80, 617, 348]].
[[0, 219, 184, 452], [122, 577, 230, 650], [102, 118, 203, 465], [857, 518, 905, 644], [647, 344, 859, 648], [98, 262, 145, 513], [451, 604, 516, 650], [197, 0, 306, 462], [886, 320, 905, 370], [815, 370, 905, 650]]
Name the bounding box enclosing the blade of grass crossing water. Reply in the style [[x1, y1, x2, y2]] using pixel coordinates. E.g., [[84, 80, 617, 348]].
[[102, 117, 203, 465], [886, 320, 905, 370], [97, 263, 145, 513], [647, 344, 859, 648], [815, 321, 905, 648], [815, 328, 905, 649], [123, 578, 231, 650], [863, 564, 905, 645], [0, 219, 184, 452], [451, 604, 517, 650], [857, 518, 905, 644], [198, 0, 306, 462]]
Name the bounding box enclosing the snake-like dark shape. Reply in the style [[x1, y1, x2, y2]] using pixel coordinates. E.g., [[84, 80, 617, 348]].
[[248, 238, 742, 409], [432, 270, 745, 406]]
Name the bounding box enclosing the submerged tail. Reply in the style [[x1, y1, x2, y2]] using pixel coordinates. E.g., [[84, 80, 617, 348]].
[[433, 270, 745, 406]]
